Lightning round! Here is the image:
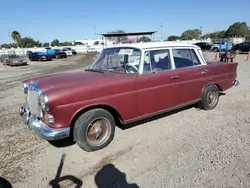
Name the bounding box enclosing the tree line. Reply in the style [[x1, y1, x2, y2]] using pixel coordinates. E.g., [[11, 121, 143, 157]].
[[0, 31, 84, 49], [167, 21, 250, 41]]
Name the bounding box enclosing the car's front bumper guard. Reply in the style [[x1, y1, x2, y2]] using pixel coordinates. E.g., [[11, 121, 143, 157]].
[[19, 104, 70, 141], [234, 79, 240, 86]]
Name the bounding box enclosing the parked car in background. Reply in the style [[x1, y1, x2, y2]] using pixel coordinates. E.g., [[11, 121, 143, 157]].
[[87, 47, 97, 53], [27, 51, 33, 57], [62, 48, 73, 56], [65, 47, 77, 55], [231, 42, 250, 54], [19, 42, 239, 152], [46, 48, 67, 59], [194, 42, 212, 51], [210, 42, 232, 52], [29, 52, 53, 61], [0, 54, 28, 66], [54, 49, 67, 58]]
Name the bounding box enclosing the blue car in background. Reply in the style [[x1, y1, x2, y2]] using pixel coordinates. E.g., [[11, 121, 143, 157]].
[[28, 51, 53, 61], [45, 47, 67, 59]]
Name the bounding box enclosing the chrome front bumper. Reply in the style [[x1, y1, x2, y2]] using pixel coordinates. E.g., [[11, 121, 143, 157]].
[[19, 104, 70, 141], [234, 80, 240, 86]]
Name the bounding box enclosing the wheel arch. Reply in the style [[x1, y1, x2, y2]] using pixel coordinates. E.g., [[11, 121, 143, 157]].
[[201, 83, 222, 96], [69, 104, 123, 139]]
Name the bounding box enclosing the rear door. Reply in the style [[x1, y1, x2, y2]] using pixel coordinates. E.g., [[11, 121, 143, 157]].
[[169, 48, 209, 105], [135, 48, 181, 116]]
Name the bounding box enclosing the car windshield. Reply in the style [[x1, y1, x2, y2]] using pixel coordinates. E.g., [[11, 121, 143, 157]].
[[88, 47, 141, 74]]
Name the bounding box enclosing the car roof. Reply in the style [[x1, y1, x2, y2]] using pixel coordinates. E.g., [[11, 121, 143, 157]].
[[105, 42, 199, 50]]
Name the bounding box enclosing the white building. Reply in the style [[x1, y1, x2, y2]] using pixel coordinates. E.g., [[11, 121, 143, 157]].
[[74, 38, 114, 46]]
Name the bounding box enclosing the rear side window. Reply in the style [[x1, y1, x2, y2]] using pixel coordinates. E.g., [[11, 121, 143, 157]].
[[172, 49, 201, 69]]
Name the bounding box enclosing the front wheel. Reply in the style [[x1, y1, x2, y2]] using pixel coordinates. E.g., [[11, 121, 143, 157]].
[[235, 49, 241, 54], [198, 85, 220, 110], [73, 108, 116, 152]]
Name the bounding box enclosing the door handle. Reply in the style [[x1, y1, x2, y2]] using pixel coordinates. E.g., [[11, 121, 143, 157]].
[[171, 75, 179, 79], [201, 69, 209, 74]]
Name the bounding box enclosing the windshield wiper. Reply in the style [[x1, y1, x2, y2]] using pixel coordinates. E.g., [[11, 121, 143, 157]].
[[85, 68, 104, 73]]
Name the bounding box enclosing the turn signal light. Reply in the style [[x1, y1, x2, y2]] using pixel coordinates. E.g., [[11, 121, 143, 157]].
[[44, 113, 54, 124]]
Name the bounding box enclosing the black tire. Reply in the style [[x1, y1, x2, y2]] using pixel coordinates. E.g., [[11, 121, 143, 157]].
[[235, 49, 241, 54], [212, 47, 219, 52], [73, 108, 116, 152], [198, 85, 220, 110]]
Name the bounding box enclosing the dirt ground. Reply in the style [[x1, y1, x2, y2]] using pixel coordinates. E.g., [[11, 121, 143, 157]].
[[0, 52, 249, 188]]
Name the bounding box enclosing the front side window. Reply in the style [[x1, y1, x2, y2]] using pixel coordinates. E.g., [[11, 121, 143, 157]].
[[172, 48, 201, 69], [143, 49, 172, 73], [89, 47, 141, 74]]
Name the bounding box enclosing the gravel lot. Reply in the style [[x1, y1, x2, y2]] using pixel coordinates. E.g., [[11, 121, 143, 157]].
[[0, 52, 249, 188]]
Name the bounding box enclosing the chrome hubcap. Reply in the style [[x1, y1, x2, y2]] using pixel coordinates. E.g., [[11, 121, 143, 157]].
[[94, 124, 103, 139], [207, 89, 218, 106], [86, 118, 111, 146]]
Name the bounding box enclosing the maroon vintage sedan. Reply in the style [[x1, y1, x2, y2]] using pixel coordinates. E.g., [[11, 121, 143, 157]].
[[19, 42, 239, 152]]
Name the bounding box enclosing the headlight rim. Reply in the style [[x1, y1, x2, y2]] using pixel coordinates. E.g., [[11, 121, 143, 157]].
[[22, 81, 28, 89], [40, 92, 49, 112], [22, 81, 28, 94]]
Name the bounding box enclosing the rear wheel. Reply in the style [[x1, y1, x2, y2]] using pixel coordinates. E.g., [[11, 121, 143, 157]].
[[212, 47, 219, 52], [73, 108, 116, 152], [198, 85, 220, 110]]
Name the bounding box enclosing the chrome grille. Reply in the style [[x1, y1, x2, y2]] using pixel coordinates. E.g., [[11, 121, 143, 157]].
[[27, 82, 41, 116]]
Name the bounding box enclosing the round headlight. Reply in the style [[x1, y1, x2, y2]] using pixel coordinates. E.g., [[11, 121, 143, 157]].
[[22, 81, 28, 94], [40, 92, 49, 112]]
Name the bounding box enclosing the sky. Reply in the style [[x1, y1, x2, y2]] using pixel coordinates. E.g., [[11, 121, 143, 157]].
[[0, 0, 250, 43]]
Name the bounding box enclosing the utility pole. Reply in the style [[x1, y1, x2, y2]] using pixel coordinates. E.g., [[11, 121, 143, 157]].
[[160, 22, 163, 41], [94, 25, 98, 39], [200, 26, 203, 42], [8, 29, 11, 44]]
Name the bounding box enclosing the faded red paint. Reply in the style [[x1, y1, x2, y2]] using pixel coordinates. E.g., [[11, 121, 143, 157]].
[[24, 61, 238, 129]]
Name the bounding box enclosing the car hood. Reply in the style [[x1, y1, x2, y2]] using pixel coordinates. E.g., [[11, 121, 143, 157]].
[[25, 70, 125, 92]]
